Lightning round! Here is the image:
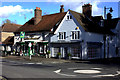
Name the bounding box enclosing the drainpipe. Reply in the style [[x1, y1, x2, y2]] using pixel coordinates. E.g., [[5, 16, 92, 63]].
[[103, 35, 106, 58]]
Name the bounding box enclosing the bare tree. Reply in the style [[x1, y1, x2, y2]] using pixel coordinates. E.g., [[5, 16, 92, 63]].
[[2, 19, 16, 24]]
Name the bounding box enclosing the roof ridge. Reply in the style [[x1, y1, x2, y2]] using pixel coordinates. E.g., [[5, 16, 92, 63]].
[[4, 23, 21, 25], [42, 12, 67, 17], [69, 9, 83, 15]]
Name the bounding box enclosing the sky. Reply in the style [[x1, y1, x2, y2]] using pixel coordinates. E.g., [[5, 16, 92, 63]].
[[0, 0, 120, 26]]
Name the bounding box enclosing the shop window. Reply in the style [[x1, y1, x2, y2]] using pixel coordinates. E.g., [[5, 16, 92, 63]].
[[54, 47, 60, 56], [71, 47, 81, 57], [87, 43, 102, 59]]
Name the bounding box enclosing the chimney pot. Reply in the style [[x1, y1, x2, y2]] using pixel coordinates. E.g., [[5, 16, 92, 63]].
[[34, 7, 42, 25], [60, 5, 64, 13], [82, 3, 92, 18]]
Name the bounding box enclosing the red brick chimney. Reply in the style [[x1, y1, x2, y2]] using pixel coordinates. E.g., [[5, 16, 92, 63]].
[[60, 5, 64, 13], [82, 3, 92, 18], [34, 7, 42, 25]]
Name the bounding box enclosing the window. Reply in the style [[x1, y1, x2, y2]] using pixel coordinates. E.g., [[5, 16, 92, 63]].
[[59, 32, 66, 40], [87, 43, 102, 59], [54, 47, 60, 57], [67, 15, 72, 20], [71, 31, 80, 40], [71, 47, 81, 57]]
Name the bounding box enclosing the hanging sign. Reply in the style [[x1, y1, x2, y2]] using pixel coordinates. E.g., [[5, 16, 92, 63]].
[[20, 32, 25, 38]]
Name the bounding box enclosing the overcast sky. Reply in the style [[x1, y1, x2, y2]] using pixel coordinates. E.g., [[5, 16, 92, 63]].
[[0, 0, 119, 25]]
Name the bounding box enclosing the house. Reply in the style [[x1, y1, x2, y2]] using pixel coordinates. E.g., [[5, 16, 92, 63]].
[[0, 23, 21, 54], [14, 4, 119, 59], [14, 7, 66, 56]]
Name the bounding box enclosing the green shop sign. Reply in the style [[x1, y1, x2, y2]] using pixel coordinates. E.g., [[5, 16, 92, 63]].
[[20, 32, 25, 38]]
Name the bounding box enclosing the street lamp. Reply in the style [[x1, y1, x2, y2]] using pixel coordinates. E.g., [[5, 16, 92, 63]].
[[103, 6, 113, 59], [104, 6, 113, 19]]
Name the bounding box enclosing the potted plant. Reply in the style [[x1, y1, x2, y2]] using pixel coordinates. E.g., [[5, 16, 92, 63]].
[[47, 51, 51, 58], [57, 52, 61, 59], [68, 53, 72, 60]]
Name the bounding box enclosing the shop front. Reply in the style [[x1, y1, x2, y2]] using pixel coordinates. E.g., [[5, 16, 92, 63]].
[[15, 41, 48, 56]]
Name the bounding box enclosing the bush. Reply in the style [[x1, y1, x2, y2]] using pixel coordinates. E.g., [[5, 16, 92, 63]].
[[47, 51, 50, 54], [57, 52, 61, 56], [68, 53, 71, 57]]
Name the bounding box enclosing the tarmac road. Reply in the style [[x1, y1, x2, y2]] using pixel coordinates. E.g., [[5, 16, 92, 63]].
[[1, 56, 120, 80]]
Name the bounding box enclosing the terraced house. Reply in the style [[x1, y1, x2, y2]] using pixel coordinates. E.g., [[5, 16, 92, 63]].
[[14, 4, 120, 60]]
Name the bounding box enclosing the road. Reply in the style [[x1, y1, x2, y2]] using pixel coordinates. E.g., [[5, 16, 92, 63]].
[[1, 57, 120, 80]]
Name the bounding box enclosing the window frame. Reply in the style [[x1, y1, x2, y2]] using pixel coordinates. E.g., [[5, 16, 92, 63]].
[[71, 31, 80, 40], [58, 32, 66, 40], [66, 15, 72, 20]]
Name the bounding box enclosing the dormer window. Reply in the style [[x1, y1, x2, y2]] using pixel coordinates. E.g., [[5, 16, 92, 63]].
[[58, 32, 66, 40], [67, 15, 72, 20], [71, 31, 80, 40]]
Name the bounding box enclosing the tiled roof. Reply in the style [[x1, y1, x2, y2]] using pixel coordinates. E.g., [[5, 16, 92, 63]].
[[104, 18, 119, 29], [2, 23, 21, 32], [2, 36, 14, 45], [15, 12, 67, 33], [15, 9, 118, 35], [69, 10, 117, 35]]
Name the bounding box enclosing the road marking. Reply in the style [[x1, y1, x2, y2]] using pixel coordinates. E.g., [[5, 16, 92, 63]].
[[36, 63, 42, 64], [92, 71, 120, 77], [93, 74, 115, 77], [91, 68, 102, 70], [54, 69, 76, 77], [54, 69, 61, 73], [25, 63, 35, 64], [117, 71, 120, 74], [74, 70, 101, 74]]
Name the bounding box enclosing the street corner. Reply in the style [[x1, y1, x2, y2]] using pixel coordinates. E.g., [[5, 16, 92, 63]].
[[0, 76, 7, 80]]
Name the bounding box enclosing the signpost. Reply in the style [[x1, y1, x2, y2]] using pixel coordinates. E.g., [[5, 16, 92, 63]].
[[28, 42, 32, 60], [20, 32, 25, 56]]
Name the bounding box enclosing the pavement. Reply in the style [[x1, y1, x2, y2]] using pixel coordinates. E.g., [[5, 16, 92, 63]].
[[1, 55, 73, 64], [1, 55, 120, 65]]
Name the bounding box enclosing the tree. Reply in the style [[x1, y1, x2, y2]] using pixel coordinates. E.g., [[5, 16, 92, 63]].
[[2, 19, 16, 24]]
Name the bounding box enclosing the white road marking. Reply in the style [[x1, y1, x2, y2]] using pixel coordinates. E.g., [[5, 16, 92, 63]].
[[25, 63, 35, 64], [91, 68, 102, 70], [57, 72, 76, 77], [54, 69, 76, 77], [92, 71, 120, 77], [93, 74, 115, 77], [74, 70, 101, 74], [36, 63, 42, 64], [117, 71, 120, 74], [54, 69, 61, 73]]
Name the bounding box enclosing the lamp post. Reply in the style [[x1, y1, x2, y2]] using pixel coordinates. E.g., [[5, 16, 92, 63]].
[[103, 6, 113, 59], [104, 6, 113, 19]]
